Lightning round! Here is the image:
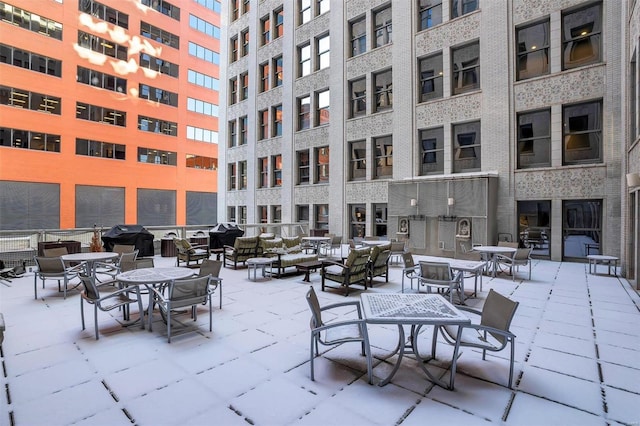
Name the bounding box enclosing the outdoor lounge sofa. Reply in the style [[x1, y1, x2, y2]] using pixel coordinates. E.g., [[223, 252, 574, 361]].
[[262, 236, 318, 277]]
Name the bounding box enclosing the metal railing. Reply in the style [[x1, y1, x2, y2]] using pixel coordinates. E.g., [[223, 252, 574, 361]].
[[0, 223, 310, 267]]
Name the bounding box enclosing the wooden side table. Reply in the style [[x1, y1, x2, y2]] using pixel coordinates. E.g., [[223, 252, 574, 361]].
[[295, 260, 323, 282]]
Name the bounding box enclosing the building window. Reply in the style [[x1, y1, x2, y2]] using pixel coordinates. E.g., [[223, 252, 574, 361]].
[[451, 0, 478, 19], [300, 0, 312, 25], [230, 36, 238, 63], [240, 72, 249, 100], [316, 34, 330, 70], [350, 77, 367, 118], [77, 102, 127, 127], [261, 15, 271, 45], [186, 154, 217, 170], [186, 95, 220, 117], [239, 115, 248, 145], [0, 3, 62, 40], [260, 62, 269, 92], [453, 121, 481, 173], [315, 204, 329, 230], [189, 14, 220, 39], [298, 95, 311, 130], [563, 199, 601, 259], [228, 206, 236, 223], [374, 204, 388, 237], [1, 86, 62, 115], [258, 157, 269, 188], [272, 104, 283, 137], [241, 28, 249, 57], [78, 66, 127, 94], [374, 5, 392, 48], [258, 205, 268, 223], [228, 120, 237, 147], [274, 7, 284, 39], [0, 127, 60, 151], [238, 206, 247, 224], [350, 140, 367, 181], [140, 84, 178, 107], [229, 77, 237, 104], [518, 200, 551, 258], [419, 127, 444, 175], [0, 44, 62, 77], [299, 43, 311, 77], [259, 109, 269, 140], [231, 0, 239, 21], [297, 150, 310, 184], [517, 109, 551, 169], [315, 146, 329, 183], [188, 69, 218, 90], [242, 0, 250, 14], [273, 56, 283, 87], [374, 70, 392, 112], [272, 205, 282, 223], [140, 54, 179, 78], [419, 53, 443, 102], [452, 42, 480, 95], [562, 3, 602, 70], [137, 147, 177, 165], [374, 136, 393, 178], [137, 116, 177, 136], [563, 100, 602, 165], [317, 0, 329, 15], [316, 89, 330, 126], [78, 31, 127, 60], [140, 22, 179, 49], [350, 17, 366, 57], [419, 0, 442, 30], [188, 42, 220, 65], [350, 204, 366, 238], [272, 155, 283, 186], [76, 138, 126, 160], [631, 52, 637, 140], [297, 205, 309, 223], [516, 20, 550, 80], [238, 161, 247, 189], [141, 0, 180, 20], [78, 0, 129, 29], [186, 126, 217, 143], [228, 163, 237, 190]]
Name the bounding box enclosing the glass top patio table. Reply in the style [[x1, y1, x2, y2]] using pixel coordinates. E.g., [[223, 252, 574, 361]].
[[61, 252, 118, 276], [116, 267, 194, 284]]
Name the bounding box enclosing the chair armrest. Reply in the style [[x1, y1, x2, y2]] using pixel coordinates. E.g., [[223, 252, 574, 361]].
[[312, 318, 365, 333], [65, 262, 87, 274], [320, 300, 363, 318], [455, 305, 482, 316], [494, 254, 513, 262], [99, 285, 141, 302], [223, 245, 236, 251], [190, 244, 209, 250], [460, 323, 517, 343], [321, 259, 346, 268]]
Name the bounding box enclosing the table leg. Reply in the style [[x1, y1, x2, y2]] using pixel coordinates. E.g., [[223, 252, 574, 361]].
[[378, 325, 406, 387]]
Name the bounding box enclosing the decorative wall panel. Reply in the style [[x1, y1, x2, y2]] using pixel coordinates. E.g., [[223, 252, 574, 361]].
[[515, 166, 606, 199]]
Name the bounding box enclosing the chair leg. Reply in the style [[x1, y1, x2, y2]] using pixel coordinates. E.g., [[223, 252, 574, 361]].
[[310, 333, 316, 381], [431, 325, 439, 358], [508, 337, 515, 388], [34, 274, 38, 299], [167, 308, 172, 343], [80, 298, 85, 330], [94, 306, 99, 340]]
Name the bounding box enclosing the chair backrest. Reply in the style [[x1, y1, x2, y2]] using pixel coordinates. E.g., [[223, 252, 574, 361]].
[[43, 247, 68, 257], [135, 258, 155, 269], [305, 286, 323, 329], [480, 289, 519, 344], [199, 259, 222, 278], [35, 256, 65, 273], [345, 247, 370, 267], [402, 252, 415, 268], [331, 235, 342, 246], [514, 248, 532, 261], [390, 241, 406, 252], [118, 250, 138, 265], [419, 261, 453, 282], [112, 244, 136, 254], [369, 243, 391, 263], [168, 276, 211, 309], [498, 241, 519, 249], [79, 275, 100, 301]]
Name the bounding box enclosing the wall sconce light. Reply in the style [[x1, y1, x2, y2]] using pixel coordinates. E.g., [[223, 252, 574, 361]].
[[410, 198, 418, 207], [447, 197, 455, 206], [626, 173, 640, 188]]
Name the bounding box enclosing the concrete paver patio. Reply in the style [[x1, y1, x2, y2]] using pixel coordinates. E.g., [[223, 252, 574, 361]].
[[0, 253, 639, 425]]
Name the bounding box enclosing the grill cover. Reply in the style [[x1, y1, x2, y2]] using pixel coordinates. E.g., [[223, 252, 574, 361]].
[[101, 224, 155, 257], [209, 223, 244, 249]]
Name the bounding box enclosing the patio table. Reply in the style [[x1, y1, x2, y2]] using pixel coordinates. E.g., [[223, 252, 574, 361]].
[[472, 246, 517, 277], [61, 252, 118, 277], [301, 236, 330, 254], [360, 293, 470, 390]]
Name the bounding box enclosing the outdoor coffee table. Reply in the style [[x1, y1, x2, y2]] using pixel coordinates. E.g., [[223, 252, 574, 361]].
[[295, 260, 323, 282], [587, 255, 619, 276], [246, 257, 274, 281], [361, 293, 470, 390]]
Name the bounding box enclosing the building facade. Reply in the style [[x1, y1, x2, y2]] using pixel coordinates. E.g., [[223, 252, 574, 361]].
[[0, 0, 221, 229], [219, 0, 639, 286]]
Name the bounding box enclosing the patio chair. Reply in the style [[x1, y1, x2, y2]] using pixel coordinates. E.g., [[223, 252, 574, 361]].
[[417, 261, 464, 304], [95, 250, 139, 281], [305, 286, 372, 383], [148, 275, 215, 343], [79, 275, 144, 340], [33, 256, 84, 299], [367, 243, 391, 287], [198, 259, 223, 308], [401, 252, 421, 292], [432, 289, 520, 388], [319, 235, 342, 257], [389, 240, 406, 265], [223, 236, 259, 269], [175, 238, 210, 267], [321, 247, 371, 296], [495, 248, 532, 280]]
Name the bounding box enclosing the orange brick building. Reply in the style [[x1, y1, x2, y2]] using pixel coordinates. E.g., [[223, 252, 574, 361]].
[[0, 0, 220, 229]]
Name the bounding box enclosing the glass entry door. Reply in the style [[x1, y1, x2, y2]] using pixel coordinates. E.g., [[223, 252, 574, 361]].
[[517, 200, 550, 258], [562, 199, 602, 260]]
